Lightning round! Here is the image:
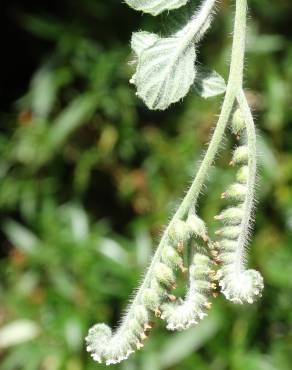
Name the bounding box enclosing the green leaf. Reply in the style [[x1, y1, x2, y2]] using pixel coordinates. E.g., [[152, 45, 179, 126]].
[[31, 67, 56, 118], [49, 93, 98, 148], [193, 67, 226, 98], [159, 312, 221, 368], [132, 35, 196, 110], [0, 320, 40, 349], [2, 220, 40, 254], [125, 0, 190, 16]]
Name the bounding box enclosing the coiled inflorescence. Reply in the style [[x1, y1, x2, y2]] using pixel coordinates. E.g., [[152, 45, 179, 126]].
[[86, 214, 213, 365], [213, 108, 264, 304], [161, 253, 214, 330], [87, 0, 264, 365], [86, 305, 151, 365]]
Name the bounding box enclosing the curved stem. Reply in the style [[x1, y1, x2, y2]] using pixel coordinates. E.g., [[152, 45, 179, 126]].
[[235, 89, 256, 272], [178, 0, 217, 41], [185, 0, 247, 211], [122, 0, 248, 316], [229, 0, 247, 92], [88, 0, 249, 354]]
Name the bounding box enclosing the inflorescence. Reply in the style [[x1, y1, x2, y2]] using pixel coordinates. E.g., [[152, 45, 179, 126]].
[[86, 0, 264, 365]]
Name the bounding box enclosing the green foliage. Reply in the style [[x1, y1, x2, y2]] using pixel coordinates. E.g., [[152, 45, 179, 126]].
[[0, 0, 292, 369]]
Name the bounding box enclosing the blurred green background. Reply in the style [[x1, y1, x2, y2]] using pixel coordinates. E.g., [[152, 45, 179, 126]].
[[1, 0, 292, 369]]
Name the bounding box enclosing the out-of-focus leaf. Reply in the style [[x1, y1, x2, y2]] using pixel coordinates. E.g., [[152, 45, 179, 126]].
[[257, 135, 279, 186], [1, 346, 43, 370], [247, 23, 285, 54], [265, 70, 287, 130], [135, 229, 152, 267], [22, 15, 64, 40], [64, 317, 83, 352], [60, 204, 89, 241], [141, 353, 161, 370], [3, 220, 40, 254], [0, 320, 40, 349], [263, 247, 292, 288], [98, 238, 128, 265], [49, 268, 77, 299], [31, 68, 56, 118], [159, 312, 221, 368], [49, 93, 98, 148]]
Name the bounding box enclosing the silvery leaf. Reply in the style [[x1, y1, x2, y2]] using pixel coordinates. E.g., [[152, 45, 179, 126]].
[[125, 0, 190, 16], [133, 35, 196, 110], [161, 3, 195, 35], [161, 2, 212, 42], [131, 32, 159, 57], [193, 68, 226, 98]]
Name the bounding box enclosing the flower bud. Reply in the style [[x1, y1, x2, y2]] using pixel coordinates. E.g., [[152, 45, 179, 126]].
[[142, 289, 160, 311], [219, 239, 238, 251], [186, 214, 208, 240], [169, 220, 190, 244], [219, 252, 235, 263], [215, 207, 243, 224], [231, 108, 245, 135], [190, 254, 211, 277], [150, 279, 165, 297], [161, 246, 182, 269], [236, 165, 249, 184], [192, 253, 210, 266], [154, 263, 175, 287], [231, 146, 248, 165], [160, 253, 212, 331], [222, 183, 247, 201], [216, 226, 241, 240]]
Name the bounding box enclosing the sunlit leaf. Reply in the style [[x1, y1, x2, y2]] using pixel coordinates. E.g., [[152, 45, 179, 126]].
[[132, 35, 196, 110], [131, 32, 159, 57], [125, 0, 190, 16]]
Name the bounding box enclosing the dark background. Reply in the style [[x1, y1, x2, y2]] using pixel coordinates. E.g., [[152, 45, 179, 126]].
[[0, 1, 292, 369]]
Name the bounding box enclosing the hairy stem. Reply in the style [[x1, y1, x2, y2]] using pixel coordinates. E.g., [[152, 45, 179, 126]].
[[235, 89, 256, 272], [178, 0, 217, 41], [186, 0, 247, 212], [125, 0, 248, 313], [87, 1, 251, 362]]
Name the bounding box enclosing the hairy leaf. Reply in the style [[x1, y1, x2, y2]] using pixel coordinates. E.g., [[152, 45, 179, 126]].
[[161, 3, 195, 35], [133, 35, 196, 110], [193, 68, 226, 98], [125, 0, 190, 16], [131, 32, 159, 57]]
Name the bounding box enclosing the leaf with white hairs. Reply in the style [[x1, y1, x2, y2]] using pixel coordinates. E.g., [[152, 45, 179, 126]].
[[125, 0, 190, 16], [193, 68, 226, 98], [132, 34, 197, 110], [131, 32, 159, 57]]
